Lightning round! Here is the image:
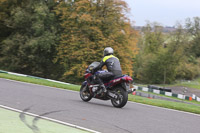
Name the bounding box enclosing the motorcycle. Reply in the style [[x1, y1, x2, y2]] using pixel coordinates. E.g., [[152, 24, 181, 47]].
[[80, 62, 133, 108]]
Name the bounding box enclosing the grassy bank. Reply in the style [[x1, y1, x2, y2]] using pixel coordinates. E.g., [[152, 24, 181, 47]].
[[128, 95, 200, 114], [135, 77, 200, 89], [159, 78, 200, 89], [136, 90, 200, 105], [1, 73, 200, 114], [173, 78, 200, 89], [0, 73, 80, 91]]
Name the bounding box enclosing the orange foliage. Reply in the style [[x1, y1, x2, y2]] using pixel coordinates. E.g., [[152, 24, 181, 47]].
[[55, 0, 138, 81]]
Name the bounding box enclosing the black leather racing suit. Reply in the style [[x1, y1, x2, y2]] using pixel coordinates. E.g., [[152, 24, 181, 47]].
[[93, 54, 122, 85]]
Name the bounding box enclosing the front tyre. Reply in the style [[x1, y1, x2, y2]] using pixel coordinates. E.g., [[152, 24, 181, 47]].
[[111, 86, 128, 108], [80, 84, 92, 102]]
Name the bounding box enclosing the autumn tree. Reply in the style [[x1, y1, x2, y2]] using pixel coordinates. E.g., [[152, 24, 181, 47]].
[[55, 0, 138, 83]]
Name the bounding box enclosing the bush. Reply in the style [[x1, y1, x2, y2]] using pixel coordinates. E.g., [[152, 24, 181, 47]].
[[176, 59, 200, 80]]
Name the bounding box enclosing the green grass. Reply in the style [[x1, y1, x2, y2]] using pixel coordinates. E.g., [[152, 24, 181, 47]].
[[135, 77, 200, 89], [1, 73, 200, 114], [0, 73, 80, 91], [136, 90, 200, 105], [173, 79, 200, 89], [128, 95, 200, 114], [160, 77, 200, 89]]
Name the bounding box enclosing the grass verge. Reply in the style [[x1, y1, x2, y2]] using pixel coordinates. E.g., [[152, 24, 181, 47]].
[[160, 77, 200, 89], [128, 95, 200, 114], [0, 73, 80, 91], [1, 73, 200, 115], [136, 90, 200, 105]]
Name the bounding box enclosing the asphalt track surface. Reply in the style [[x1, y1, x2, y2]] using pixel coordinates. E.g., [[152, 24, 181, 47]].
[[1, 78, 200, 133]]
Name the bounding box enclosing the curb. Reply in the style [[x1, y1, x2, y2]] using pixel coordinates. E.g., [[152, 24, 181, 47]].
[[133, 85, 200, 102]]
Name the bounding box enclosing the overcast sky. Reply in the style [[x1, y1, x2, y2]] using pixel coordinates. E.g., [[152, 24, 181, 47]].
[[124, 0, 200, 27]]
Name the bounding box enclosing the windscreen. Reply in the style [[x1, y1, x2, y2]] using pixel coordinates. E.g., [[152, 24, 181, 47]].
[[88, 62, 100, 69]]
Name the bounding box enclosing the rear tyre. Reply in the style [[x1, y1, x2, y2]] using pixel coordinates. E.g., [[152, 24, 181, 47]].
[[111, 86, 128, 108], [80, 85, 92, 102]]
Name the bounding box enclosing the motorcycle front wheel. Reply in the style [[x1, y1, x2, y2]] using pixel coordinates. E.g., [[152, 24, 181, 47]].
[[111, 86, 128, 108], [80, 84, 92, 102]]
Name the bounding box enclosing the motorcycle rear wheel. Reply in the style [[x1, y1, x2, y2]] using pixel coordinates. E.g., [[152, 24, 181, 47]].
[[111, 86, 128, 108], [80, 85, 92, 102]]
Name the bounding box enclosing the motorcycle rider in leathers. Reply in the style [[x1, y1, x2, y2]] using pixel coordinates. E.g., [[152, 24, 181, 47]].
[[92, 47, 122, 93]]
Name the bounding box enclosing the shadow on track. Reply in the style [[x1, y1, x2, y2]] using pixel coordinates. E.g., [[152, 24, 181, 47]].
[[76, 99, 132, 110]]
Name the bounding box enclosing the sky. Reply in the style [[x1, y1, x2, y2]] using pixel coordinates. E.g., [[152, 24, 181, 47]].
[[124, 0, 200, 27]]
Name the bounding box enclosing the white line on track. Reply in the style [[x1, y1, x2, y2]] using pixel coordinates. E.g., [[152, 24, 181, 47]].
[[0, 104, 101, 133], [1, 78, 200, 117]]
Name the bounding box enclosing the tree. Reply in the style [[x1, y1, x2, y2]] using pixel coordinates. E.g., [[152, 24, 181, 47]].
[[134, 23, 165, 83], [0, 0, 16, 56], [0, 0, 63, 79], [55, 0, 138, 83], [141, 22, 164, 54], [185, 17, 200, 57], [175, 17, 200, 80], [134, 23, 186, 84]]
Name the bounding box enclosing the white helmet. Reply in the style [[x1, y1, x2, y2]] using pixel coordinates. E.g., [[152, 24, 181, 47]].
[[104, 47, 114, 56]]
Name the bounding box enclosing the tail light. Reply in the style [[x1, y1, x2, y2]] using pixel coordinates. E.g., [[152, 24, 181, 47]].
[[122, 76, 133, 83]]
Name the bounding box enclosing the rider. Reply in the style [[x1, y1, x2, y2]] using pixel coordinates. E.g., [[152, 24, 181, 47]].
[[93, 47, 122, 93]]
